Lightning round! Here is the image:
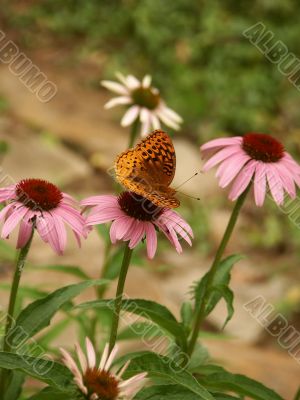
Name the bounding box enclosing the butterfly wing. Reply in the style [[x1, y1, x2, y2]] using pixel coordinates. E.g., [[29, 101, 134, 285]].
[[115, 130, 180, 208]]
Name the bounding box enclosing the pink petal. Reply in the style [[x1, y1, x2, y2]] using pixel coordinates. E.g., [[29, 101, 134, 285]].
[[17, 219, 33, 248], [87, 207, 124, 226], [228, 160, 256, 201], [85, 338, 96, 369], [101, 80, 129, 95], [0, 185, 16, 202], [274, 162, 296, 198], [144, 223, 157, 259], [81, 195, 118, 207], [159, 105, 183, 123], [202, 145, 243, 171], [104, 96, 132, 109], [142, 75, 152, 88], [121, 105, 140, 127], [1, 206, 28, 238], [266, 166, 284, 205], [200, 137, 243, 153], [110, 216, 133, 243], [54, 205, 85, 236], [217, 154, 251, 188], [36, 214, 62, 255], [128, 221, 146, 249], [254, 162, 267, 207]]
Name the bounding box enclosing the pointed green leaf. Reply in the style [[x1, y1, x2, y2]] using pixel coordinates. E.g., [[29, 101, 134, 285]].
[[10, 280, 107, 347]]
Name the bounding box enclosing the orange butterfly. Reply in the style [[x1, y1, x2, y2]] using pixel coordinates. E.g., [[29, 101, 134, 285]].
[[115, 130, 180, 208]]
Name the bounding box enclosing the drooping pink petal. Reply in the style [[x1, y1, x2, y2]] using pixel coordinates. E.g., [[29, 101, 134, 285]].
[[53, 214, 67, 254], [128, 221, 146, 249], [266, 166, 284, 205], [228, 160, 256, 201], [144, 222, 157, 259], [55, 205, 86, 236], [0, 203, 16, 223], [110, 216, 133, 243], [159, 104, 183, 124], [217, 154, 251, 188], [1, 205, 28, 238], [156, 108, 180, 130], [17, 219, 33, 248], [0, 185, 16, 202], [121, 105, 140, 127], [274, 161, 296, 198], [254, 162, 267, 207]]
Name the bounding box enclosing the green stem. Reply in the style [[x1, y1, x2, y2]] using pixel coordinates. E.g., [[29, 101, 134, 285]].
[[0, 229, 34, 396], [108, 244, 133, 353], [128, 118, 139, 148], [187, 186, 250, 356]]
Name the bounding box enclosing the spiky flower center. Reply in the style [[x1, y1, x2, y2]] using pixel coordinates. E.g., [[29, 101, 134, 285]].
[[15, 179, 63, 211], [242, 133, 284, 163], [83, 368, 119, 400], [118, 192, 163, 221], [131, 86, 160, 110]]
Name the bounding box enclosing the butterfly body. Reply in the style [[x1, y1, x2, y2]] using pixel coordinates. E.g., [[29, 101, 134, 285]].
[[115, 130, 180, 208]]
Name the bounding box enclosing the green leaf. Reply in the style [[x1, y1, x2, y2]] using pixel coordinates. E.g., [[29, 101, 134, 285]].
[[294, 387, 300, 400], [205, 254, 243, 316], [38, 317, 73, 348], [76, 298, 187, 347], [0, 352, 73, 391], [118, 322, 164, 341], [123, 352, 214, 400], [32, 265, 91, 280], [135, 386, 241, 400], [3, 371, 25, 400], [192, 254, 243, 318], [10, 280, 107, 347], [199, 369, 283, 400], [134, 385, 206, 399], [180, 301, 194, 333], [208, 284, 234, 328], [28, 386, 75, 400]]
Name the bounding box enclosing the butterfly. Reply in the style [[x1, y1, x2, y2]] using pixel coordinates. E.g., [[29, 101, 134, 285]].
[[115, 130, 180, 208]]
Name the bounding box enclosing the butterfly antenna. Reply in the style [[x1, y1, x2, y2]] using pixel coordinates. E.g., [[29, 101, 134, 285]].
[[177, 191, 201, 201], [174, 172, 201, 190]]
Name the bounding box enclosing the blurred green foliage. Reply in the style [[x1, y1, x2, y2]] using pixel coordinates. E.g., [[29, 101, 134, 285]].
[[3, 0, 300, 140]]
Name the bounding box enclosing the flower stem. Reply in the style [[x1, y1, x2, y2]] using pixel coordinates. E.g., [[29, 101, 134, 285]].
[[187, 186, 250, 356], [128, 118, 139, 148], [109, 244, 133, 353], [0, 229, 34, 395]]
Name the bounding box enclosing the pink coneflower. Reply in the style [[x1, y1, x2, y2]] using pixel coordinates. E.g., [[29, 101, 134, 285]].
[[200, 133, 300, 206], [60, 338, 147, 400], [101, 73, 183, 137], [81, 192, 193, 258], [0, 178, 86, 254]]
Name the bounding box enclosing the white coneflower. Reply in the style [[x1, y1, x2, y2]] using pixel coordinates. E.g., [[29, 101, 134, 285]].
[[60, 338, 147, 400], [101, 73, 183, 137]]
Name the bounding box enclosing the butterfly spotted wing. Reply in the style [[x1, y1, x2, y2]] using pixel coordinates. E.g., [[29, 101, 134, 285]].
[[115, 130, 180, 208]]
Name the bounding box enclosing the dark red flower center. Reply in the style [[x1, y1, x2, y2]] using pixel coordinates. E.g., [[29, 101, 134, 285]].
[[131, 86, 160, 110], [242, 133, 284, 163], [118, 191, 163, 221], [15, 179, 63, 211], [83, 368, 119, 400]]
